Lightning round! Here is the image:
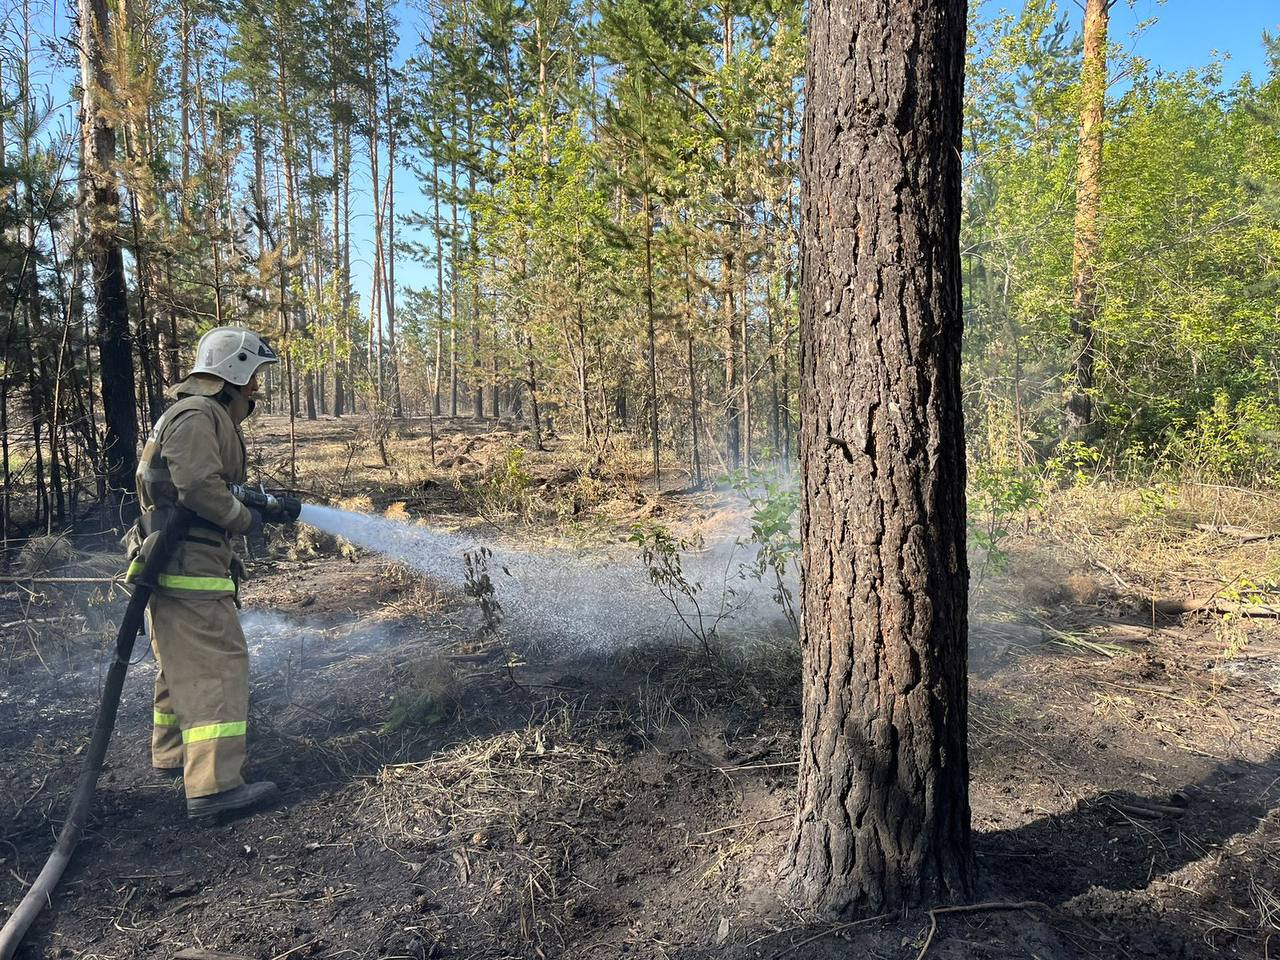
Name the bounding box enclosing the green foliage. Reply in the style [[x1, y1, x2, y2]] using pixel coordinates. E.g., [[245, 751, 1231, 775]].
[[1044, 441, 1103, 487], [381, 655, 462, 734], [629, 523, 731, 655], [727, 470, 799, 630], [1161, 392, 1280, 484], [964, 2, 1280, 481], [475, 446, 536, 520], [968, 463, 1045, 581], [463, 546, 504, 635]]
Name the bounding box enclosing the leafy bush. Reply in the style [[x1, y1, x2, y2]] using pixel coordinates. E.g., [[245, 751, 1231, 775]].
[[630, 523, 734, 655], [968, 463, 1045, 582], [476, 446, 536, 519], [727, 471, 800, 631], [1162, 392, 1280, 485]]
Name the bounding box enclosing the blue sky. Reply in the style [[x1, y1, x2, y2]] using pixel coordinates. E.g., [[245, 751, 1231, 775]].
[[1098, 0, 1278, 87]]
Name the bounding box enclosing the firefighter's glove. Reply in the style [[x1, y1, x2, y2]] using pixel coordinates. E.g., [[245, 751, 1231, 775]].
[[261, 495, 301, 526], [246, 508, 265, 539]]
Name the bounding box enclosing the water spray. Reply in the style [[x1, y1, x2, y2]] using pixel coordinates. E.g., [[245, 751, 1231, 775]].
[[294, 503, 796, 654], [0, 489, 792, 957]]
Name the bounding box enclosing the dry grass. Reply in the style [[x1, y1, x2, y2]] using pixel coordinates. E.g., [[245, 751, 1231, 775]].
[[1033, 480, 1280, 598], [369, 702, 623, 950], [1, 536, 134, 675], [375, 703, 617, 844]]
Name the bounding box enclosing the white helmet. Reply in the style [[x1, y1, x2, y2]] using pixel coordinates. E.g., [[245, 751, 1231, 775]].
[[190, 327, 279, 386]]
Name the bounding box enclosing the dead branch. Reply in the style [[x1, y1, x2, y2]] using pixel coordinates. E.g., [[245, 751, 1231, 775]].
[[1194, 523, 1280, 544], [915, 900, 1048, 960], [1155, 597, 1280, 618], [0, 576, 123, 585], [769, 913, 891, 958]]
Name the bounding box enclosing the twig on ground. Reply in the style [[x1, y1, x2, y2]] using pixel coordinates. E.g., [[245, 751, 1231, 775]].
[[697, 813, 789, 836], [0, 615, 86, 629], [268, 939, 320, 960], [714, 761, 799, 773], [0, 576, 123, 585], [915, 900, 1048, 960], [768, 913, 891, 958], [1156, 596, 1280, 618], [1194, 522, 1280, 543], [12, 773, 49, 820]]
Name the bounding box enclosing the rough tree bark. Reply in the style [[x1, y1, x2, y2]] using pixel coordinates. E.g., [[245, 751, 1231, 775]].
[[786, 0, 973, 916], [1064, 0, 1109, 441], [79, 0, 139, 505]]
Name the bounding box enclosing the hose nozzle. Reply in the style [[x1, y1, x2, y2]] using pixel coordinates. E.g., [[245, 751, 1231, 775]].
[[229, 483, 303, 523]]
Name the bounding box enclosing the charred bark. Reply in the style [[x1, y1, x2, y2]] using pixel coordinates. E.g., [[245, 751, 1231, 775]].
[[787, 0, 973, 916]]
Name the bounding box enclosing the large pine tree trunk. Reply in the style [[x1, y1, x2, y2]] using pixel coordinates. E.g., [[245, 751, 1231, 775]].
[[79, 0, 138, 506], [1065, 0, 1108, 441], [787, 0, 973, 917]]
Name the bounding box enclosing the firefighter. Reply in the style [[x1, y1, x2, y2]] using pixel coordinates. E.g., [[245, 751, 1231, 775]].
[[125, 327, 294, 818]]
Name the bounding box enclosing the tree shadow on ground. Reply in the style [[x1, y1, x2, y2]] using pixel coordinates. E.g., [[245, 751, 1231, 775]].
[[711, 753, 1279, 960], [971, 752, 1278, 959]]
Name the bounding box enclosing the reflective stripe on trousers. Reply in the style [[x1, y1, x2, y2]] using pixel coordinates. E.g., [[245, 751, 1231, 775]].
[[182, 721, 248, 744]]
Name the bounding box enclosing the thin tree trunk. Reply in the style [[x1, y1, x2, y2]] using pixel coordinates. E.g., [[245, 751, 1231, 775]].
[[343, 116, 355, 413], [466, 92, 483, 421], [331, 53, 346, 418], [490, 325, 499, 419], [643, 188, 660, 491], [80, 0, 139, 506], [688, 333, 702, 487], [1065, 0, 1108, 441], [449, 97, 460, 419], [278, 49, 316, 420], [1, 63, 11, 546], [577, 300, 591, 438], [523, 334, 544, 450], [380, 19, 402, 418], [787, 0, 973, 915], [432, 101, 444, 417], [767, 280, 781, 460], [721, 6, 741, 472]]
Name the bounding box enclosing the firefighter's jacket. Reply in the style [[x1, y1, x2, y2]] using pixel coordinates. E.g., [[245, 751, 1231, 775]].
[[125, 373, 255, 599]]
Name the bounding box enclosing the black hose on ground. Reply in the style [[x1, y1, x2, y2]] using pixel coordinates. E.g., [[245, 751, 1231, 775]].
[[0, 507, 194, 960]]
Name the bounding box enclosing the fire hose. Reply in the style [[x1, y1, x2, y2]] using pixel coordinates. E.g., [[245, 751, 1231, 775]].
[[0, 486, 302, 960]]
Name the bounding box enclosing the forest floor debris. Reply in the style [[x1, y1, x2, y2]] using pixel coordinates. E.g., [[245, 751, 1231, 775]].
[[2, 416, 1279, 959]]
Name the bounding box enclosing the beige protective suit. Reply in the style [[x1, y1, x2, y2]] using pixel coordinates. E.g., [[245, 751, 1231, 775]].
[[124, 373, 256, 799]]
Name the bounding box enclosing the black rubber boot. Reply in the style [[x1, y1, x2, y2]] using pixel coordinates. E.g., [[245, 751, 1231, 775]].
[[153, 766, 183, 781], [187, 781, 279, 820]]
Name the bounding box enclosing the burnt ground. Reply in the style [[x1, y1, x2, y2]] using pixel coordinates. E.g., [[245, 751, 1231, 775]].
[[2, 416, 1279, 960]]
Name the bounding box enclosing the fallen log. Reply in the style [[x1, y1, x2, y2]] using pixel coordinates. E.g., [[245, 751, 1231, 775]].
[[1194, 522, 1280, 543], [1155, 596, 1280, 618]]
